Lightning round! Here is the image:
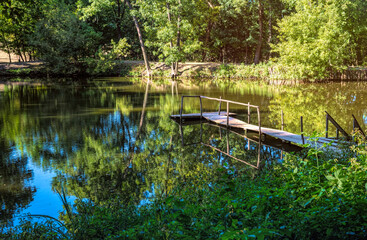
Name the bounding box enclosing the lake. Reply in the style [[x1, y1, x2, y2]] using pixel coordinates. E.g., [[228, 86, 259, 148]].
[[1, 78, 367, 227]]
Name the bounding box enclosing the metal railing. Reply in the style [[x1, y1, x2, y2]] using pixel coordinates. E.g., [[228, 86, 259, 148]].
[[179, 95, 261, 137], [325, 111, 350, 140]]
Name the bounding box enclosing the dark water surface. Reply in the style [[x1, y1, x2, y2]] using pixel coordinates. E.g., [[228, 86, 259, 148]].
[[1, 78, 367, 227]]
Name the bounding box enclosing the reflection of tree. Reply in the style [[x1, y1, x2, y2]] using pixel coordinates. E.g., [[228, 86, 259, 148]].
[[49, 82, 269, 206], [268, 82, 367, 136], [0, 138, 35, 227]]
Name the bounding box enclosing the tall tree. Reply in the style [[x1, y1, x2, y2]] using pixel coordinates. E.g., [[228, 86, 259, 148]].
[[125, 0, 151, 76]]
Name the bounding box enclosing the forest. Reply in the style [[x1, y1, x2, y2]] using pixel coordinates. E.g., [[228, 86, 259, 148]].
[[1, 0, 367, 80]]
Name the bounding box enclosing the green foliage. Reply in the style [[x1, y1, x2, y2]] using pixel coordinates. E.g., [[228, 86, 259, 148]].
[[138, 0, 202, 65], [4, 136, 367, 239], [213, 63, 271, 80], [84, 38, 131, 74], [273, 0, 367, 80], [0, 0, 43, 61], [30, 1, 102, 74]]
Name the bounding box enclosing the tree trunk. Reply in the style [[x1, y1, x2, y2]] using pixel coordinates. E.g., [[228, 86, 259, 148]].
[[166, 2, 175, 76], [254, 0, 264, 64], [173, 0, 181, 75], [267, 5, 272, 60], [125, 0, 151, 76]]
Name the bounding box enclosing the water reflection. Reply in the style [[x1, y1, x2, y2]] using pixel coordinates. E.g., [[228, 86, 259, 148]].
[[178, 120, 301, 170], [0, 138, 35, 227], [0, 78, 367, 228]]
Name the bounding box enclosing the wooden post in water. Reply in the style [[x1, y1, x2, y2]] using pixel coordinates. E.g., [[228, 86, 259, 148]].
[[301, 116, 304, 144]]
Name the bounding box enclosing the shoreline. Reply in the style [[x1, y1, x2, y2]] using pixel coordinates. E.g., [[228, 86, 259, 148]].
[[1, 60, 367, 83]]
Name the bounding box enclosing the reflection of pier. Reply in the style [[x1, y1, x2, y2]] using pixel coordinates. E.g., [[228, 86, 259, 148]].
[[177, 121, 294, 169], [171, 96, 340, 149]]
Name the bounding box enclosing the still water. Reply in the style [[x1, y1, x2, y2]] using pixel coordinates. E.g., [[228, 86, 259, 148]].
[[1, 78, 367, 227]]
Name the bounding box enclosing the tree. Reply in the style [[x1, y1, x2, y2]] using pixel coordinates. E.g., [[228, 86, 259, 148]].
[[138, 0, 202, 76], [125, 0, 151, 76], [0, 0, 44, 61], [272, 0, 361, 80], [30, 0, 102, 74]]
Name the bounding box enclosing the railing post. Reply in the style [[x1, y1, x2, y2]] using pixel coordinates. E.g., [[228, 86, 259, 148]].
[[257, 107, 261, 139], [180, 96, 184, 124], [227, 102, 229, 128], [281, 110, 284, 131], [218, 96, 222, 115], [199, 96, 203, 120]]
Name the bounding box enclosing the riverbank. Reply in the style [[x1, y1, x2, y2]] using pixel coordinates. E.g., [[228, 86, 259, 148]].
[[0, 60, 223, 79], [1, 60, 367, 82]]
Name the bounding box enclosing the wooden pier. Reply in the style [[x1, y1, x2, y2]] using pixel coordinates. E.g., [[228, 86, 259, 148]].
[[170, 96, 341, 149]]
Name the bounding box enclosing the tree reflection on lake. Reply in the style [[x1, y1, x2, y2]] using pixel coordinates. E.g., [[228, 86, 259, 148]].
[[0, 78, 366, 227]]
